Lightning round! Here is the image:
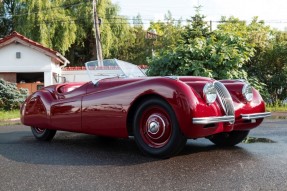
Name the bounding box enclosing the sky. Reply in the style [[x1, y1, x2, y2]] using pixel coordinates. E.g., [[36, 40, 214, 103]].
[[111, 0, 287, 30]]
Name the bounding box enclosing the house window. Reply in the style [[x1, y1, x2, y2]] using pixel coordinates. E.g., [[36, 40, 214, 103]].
[[16, 52, 21, 59]]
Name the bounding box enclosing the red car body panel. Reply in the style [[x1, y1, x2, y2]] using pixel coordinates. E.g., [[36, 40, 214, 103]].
[[21, 76, 267, 139]]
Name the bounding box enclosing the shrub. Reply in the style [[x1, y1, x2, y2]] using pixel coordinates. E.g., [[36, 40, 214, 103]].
[[0, 78, 29, 111]]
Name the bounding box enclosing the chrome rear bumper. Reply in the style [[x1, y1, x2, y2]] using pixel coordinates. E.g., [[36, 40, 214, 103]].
[[241, 112, 271, 120]]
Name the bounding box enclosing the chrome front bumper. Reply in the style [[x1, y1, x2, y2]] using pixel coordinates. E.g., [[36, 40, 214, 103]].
[[193, 112, 271, 125], [193, 115, 235, 124], [241, 112, 271, 120]]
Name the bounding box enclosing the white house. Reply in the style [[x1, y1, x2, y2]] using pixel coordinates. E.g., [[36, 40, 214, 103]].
[[0, 32, 149, 92], [0, 31, 69, 93]]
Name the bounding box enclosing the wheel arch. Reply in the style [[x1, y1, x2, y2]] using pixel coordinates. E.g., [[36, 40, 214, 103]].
[[21, 90, 53, 128], [126, 94, 168, 136]]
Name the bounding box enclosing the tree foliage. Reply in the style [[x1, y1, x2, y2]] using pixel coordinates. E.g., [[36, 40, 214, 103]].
[[249, 31, 287, 104], [217, 17, 287, 104], [65, 0, 137, 65], [0, 0, 77, 53], [181, 7, 210, 43], [0, 0, 22, 37], [148, 12, 255, 81], [149, 11, 183, 51], [17, 0, 78, 54], [148, 11, 287, 104], [1, 1, 287, 104]]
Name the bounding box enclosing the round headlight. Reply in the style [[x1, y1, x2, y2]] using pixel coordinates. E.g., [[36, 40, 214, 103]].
[[203, 83, 217, 104], [242, 84, 253, 102]]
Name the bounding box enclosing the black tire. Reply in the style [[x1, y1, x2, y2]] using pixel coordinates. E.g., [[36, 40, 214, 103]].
[[31, 127, 56, 141], [208, 130, 250, 146], [133, 98, 187, 158]]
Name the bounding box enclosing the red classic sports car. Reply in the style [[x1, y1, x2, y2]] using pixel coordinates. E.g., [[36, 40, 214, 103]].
[[21, 59, 271, 158]]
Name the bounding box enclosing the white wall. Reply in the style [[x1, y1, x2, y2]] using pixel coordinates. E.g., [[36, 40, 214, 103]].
[[0, 43, 62, 86], [44, 72, 52, 86], [62, 70, 91, 82], [51, 61, 62, 75], [62, 69, 123, 82]]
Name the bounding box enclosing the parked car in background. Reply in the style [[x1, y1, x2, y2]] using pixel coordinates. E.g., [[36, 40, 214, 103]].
[[21, 59, 271, 158]]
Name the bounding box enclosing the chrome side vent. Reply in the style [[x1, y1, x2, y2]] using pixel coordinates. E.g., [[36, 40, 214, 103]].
[[214, 81, 235, 118]]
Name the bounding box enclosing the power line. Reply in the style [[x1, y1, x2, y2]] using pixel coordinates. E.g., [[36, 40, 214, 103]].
[[1, 3, 287, 26], [9, 17, 287, 27], [0, 0, 90, 19]]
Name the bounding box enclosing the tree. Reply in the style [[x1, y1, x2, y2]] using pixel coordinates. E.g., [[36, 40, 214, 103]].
[[0, 0, 22, 37], [15, 0, 78, 54], [1, 0, 154, 65], [217, 16, 287, 103], [107, 10, 136, 62], [251, 31, 287, 105], [181, 6, 210, 44], [148, 11, 255, 81], [65, 0, 136, 65], [63, 0, 95, 65], [148, 11, 183, 54], [0, 0, 78, 53]]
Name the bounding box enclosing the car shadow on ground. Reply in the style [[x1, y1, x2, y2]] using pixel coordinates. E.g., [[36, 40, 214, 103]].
[[0, 129, 254, 166]]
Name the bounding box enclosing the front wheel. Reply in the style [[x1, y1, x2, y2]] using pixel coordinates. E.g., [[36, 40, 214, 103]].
[[31, 127, 56, 141], [208, 130, 249, 146], [133, 98, 187, 158]]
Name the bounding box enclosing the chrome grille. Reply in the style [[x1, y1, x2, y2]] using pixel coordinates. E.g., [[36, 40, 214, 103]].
[[214, 81, 235, 117]]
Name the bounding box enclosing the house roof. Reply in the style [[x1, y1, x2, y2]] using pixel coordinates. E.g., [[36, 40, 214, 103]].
[[0, 31, 69, 65]]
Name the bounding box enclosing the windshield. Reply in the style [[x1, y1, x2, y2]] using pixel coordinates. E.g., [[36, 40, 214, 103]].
[[85, 59, 146, 84]]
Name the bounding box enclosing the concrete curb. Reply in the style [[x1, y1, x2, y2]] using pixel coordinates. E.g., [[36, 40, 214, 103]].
[[271, 112, 287, 117], [0, 118, 20, 123]]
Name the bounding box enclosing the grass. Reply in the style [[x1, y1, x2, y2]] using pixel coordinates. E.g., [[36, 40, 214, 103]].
[[0, 110, 20, 121], [266, 105, 287, 112]]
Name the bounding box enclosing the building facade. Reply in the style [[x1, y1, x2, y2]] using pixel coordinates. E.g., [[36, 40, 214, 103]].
[[0, 32, 69, 93]]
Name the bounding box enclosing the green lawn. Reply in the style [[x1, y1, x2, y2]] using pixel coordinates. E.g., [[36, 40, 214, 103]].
[[0, 110, 20, 121], [266, 105, 287, 112]]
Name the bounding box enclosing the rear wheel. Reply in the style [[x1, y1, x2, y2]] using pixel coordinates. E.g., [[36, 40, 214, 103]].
[[208, 130, 249, 146], [133, 98, 186, 158], [31, 127, 56, 141]]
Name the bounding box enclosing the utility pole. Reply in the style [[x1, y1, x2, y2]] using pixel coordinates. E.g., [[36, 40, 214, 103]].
[[145, 29, 158, 58], [93, 0, 103, 66], [210, 20, 212, 32]]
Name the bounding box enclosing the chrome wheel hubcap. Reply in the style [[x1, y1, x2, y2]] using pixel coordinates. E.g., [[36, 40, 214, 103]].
[[148, 121, 160, 134], [140, 106, 172, 148]]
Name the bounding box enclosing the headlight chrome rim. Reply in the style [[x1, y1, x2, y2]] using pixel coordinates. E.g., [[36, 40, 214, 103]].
[[242, 84, 253, 102], [203, 83, 217, 104]]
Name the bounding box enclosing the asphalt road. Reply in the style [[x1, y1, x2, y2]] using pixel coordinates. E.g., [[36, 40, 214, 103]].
[[0, 120, 287, 191]]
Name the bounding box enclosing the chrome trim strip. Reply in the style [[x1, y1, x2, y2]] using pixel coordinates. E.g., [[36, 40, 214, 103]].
[[164, 76, 179, 80], [193, 115, 235, 124], [241, 112, 271, 120]]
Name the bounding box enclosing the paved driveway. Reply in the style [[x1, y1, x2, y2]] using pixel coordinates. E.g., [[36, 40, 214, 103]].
[[0, 120, 286, 191]]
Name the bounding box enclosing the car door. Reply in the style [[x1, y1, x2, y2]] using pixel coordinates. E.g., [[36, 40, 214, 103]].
[[50, 95, 82, 132]]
